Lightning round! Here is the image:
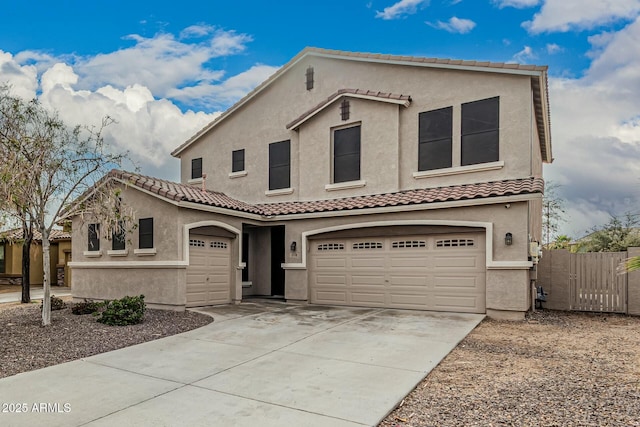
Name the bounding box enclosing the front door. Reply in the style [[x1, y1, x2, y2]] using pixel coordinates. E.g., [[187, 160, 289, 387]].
[[270, 226, 285, 296]]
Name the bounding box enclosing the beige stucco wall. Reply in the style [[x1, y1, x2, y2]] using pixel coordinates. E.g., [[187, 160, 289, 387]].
[[178, 55, 539, 203], [70, 184, 247, 307], [281, 200, 534, 313]]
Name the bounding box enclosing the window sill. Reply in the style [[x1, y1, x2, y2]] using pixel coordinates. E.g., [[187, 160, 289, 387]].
[[134, 248, 157, 256], [107, 249, 129, 257], [265, 188, 294, 197], [413, 161, 504, 179], [325, 180, 367, 191], [83, 250, 102, 258], [229, 170, 247, 179], [188, 177, 203, 185]]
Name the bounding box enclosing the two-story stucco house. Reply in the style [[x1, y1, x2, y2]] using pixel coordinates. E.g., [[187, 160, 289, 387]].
[[69, 47, 551, 320]]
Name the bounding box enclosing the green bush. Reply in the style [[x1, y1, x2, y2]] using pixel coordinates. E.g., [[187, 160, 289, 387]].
[[40, 295, 66, 312], [71, 299, 102, 315], [96, 295, 146, 326]]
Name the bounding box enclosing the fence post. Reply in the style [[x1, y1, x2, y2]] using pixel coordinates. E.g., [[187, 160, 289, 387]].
[[627, 247, 640, 315]]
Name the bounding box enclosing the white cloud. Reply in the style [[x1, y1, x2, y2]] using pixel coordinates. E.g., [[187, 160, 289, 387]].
[[166, 64, 279, 109], [525, 0, 640, 33], [71, 29, 251, 100], [493, 0, 540, 8], [0, 25, 277, 181], [0, 50, 38, 99], [545, 17, 640, 236], [179, 24, 215, 39], [546, 43, 563, 54], [427, 17, 476, 33], [512, 45, 536, 62], [375, 0, 428, 20]]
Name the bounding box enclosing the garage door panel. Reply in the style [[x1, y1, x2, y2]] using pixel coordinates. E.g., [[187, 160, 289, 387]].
[[315, 258, 347, 268], [351, 257, 386, 269], [351, 275, 386, 286], [310, 232, 486, 313], [390, 294, 429, 307], [389, 275, 429, 287], [350, 292, 385, 304], [314, 290, 348, 303], [434, 276, 480, 289], [315, 274, 347, 285], [434, 256, 478, 268], [390, 257, 429, 268]]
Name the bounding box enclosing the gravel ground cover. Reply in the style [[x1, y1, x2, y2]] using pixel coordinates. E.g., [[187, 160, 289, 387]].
[[0, 299, 212, 379], [380, 310, 640, 427]]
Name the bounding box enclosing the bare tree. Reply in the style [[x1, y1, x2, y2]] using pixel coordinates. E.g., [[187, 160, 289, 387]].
[[542, 181, 567, 248], [0, 87, 130, 325]]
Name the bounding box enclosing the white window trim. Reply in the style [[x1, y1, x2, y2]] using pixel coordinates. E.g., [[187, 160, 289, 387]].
[[83, 250, 102, 258], [265, 187, 294, 197], [229, 170, 248, 179], [188, 177, 203, 185], [107, 249, 129, 257], [134, 248, 157, 256], [325, 180, 366, 192], [413, 161, 504, 179]]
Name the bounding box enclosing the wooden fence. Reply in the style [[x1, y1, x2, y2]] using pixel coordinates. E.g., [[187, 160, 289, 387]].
[[538, 248, 640, 315]]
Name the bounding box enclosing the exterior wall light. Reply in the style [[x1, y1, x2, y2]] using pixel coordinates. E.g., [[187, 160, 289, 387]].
[[505, 232, 513, 246], [290, 241, 297, 252]]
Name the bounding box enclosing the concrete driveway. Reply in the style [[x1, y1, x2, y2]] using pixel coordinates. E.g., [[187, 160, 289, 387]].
[[0, 301, 483, 427]]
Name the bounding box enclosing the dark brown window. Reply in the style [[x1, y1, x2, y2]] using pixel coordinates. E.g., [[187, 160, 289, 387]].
[[269, 140, 290, 190], [112, 221, 125, 251], [333, 125, 361, 183], [139, 218, 153, 249], [88, 223, 100, 251], [232, 149, 245, 172], [461, 97, 499, 166], [419, 107, 452, 171], [191, 158, 202, 179], [306, 66, 314, 90]]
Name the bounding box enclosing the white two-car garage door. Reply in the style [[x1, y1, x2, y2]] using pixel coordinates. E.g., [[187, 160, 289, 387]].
[[309, 233, 486, 313], [186, 234, 231, 307]]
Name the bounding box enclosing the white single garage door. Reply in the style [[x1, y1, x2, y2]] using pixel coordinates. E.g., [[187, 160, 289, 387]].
[[186, 234, 231, 307], [309, 233, 486, 313]]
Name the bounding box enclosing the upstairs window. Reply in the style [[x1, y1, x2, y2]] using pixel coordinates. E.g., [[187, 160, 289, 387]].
[[333, 125, 361, 183], [88, 223, 100, 251], [139, 218, 154, 249], [191, 158, 203, 179], [232, 149, 245, 172], [418, 107, 452, 171], [461, 97, 499, 166], [269, 140, 291, 190]]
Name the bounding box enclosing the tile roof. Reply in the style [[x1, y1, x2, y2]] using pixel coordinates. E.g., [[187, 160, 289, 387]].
[[286, 89, 412, 130], [0, 228, 71, 242], [110, 170, 544, 217]]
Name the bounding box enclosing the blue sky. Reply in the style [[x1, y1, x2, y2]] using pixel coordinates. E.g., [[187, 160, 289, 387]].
[[2, 0, 640, 238]]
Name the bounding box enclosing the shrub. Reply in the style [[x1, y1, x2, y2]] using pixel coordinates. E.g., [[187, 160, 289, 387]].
[[96, 295, 146, 326], [71, 299, 102, 315], [40, 295, 66, 312]]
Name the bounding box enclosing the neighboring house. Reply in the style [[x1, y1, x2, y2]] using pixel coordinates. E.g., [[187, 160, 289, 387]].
[[69, 47, 551, 320], [0, 228, 72, 286]]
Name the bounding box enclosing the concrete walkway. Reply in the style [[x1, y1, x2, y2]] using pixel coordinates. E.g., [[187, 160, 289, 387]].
[[0, 286, 71, 304], [0, 301, 483, 427]]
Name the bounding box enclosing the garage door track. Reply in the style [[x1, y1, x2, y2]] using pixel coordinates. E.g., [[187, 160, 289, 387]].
[[0, 301, 483, 426]]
